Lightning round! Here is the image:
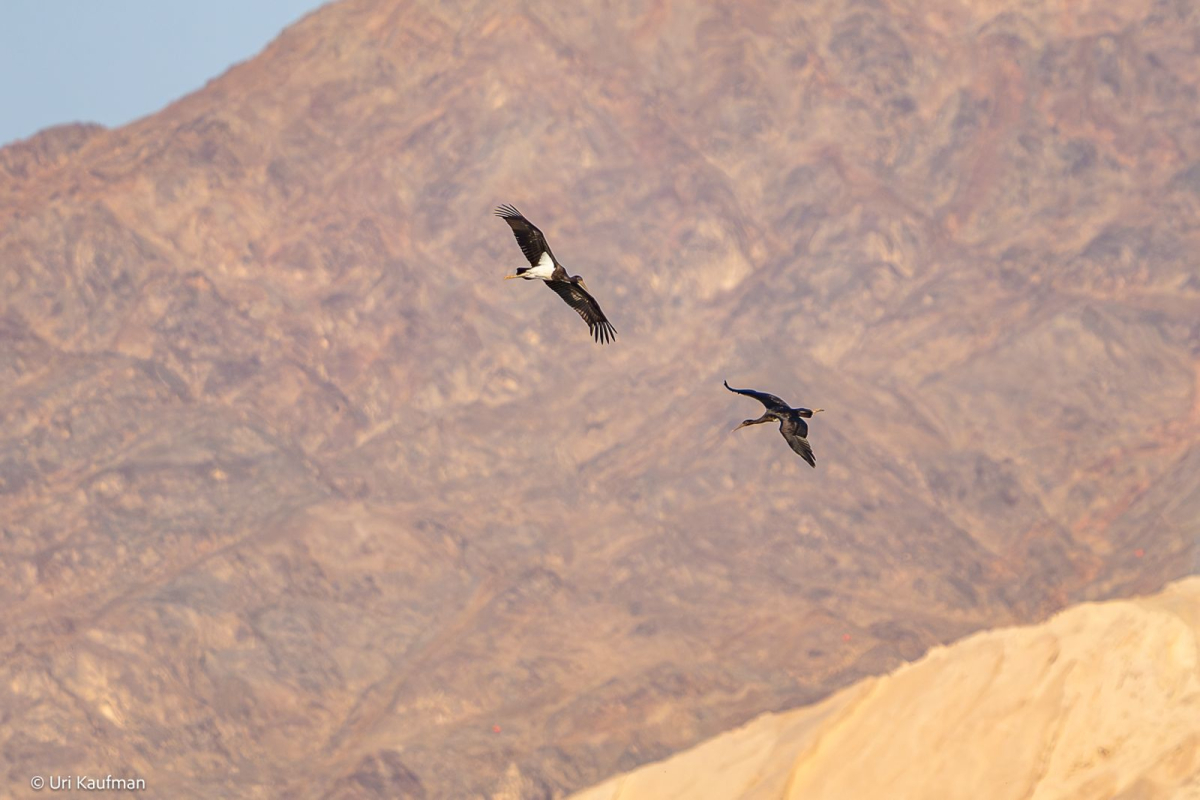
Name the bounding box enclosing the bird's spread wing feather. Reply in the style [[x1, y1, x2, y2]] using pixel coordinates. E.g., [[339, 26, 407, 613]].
[[723, 381, 789, 412], [495, 204, 554, 267], [545, 280, 617, 344], [779, 416, 816, 467]]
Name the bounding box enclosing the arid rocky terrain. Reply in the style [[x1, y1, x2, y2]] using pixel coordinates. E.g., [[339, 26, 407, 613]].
[[571, 576, 1200, 800], [1, 0, 1198, 797]]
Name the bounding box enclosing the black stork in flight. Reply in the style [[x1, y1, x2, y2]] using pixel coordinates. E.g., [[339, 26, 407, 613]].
[[725, 380, 824, 467], [496, 204, 617, 344]]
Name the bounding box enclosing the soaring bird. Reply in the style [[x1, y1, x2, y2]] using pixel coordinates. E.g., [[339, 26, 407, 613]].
[[725, 380, 824, 467], [496, 204, 617, 344]]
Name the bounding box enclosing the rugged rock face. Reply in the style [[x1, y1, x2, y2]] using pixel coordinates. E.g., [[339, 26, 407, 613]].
[[1, 0, 1198, 797], [570, 576, 1200, 800]]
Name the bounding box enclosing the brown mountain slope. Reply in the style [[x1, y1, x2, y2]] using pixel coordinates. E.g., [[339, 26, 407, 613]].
[[570, 576, 1200, 800], [1, 0, 1199, 797]]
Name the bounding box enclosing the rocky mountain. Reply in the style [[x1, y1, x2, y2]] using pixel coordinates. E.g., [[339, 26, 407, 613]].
[[571, 576, 1200, 800], [1, 0, 1198, 797]]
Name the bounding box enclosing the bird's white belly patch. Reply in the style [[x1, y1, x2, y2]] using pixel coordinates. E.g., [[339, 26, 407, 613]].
[[526, 251, 555, 279]]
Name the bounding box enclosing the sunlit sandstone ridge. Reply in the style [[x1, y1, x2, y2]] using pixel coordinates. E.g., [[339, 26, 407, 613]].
[[571, 577, 1200, 800]]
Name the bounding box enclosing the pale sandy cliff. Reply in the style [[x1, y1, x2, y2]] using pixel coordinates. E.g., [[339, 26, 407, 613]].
[[571, 576, 1200, 800]]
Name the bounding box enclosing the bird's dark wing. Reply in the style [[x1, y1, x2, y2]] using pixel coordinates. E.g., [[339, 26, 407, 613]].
[[544, 279, 617, 344], [495, 204, 554, 267], [778, 416, 816, 468], [723, 381, 789, 413]]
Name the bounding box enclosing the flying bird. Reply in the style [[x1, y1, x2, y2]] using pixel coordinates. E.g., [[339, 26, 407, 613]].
[[725, 380, 824, 467], [496, 204, 617, 344]]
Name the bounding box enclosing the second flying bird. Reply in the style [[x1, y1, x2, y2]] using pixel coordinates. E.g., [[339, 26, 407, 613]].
[[497, 204, 617, 344], [725, 381, 824, 467]]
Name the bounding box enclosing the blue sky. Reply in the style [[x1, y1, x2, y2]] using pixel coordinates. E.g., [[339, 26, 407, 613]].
[[0, 0, 329, 146]]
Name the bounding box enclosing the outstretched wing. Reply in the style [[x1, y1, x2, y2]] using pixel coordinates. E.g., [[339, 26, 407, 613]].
[[545, 279, 617, 344], [778, 416, 816, 468], [723, 380, 789, 413], [495, 204, 555, 267]]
